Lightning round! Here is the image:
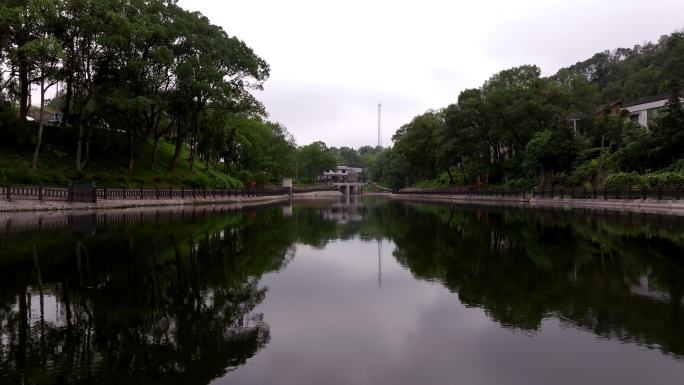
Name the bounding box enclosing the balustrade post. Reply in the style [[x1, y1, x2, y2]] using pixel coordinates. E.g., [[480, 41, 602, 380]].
[[140, 187, 144, 200], [156, 187, 160, 200], [38, 186, 43, 201]]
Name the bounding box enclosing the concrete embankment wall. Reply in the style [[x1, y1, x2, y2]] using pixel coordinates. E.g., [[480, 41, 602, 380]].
[[0, 190, 346, 213], [391, 194, 684, 216], [0, 195, 291, 213]]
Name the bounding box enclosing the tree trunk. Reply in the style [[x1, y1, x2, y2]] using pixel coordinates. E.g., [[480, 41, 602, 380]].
[[75, 119, 92, 172], [127, 129, 135, 176], [150, 136, 160, 172], [18, 288, 28, 380], [32, 79, 47, 170], [205, 148, 210, 171], [19, 64, 29, 119], [75, 92, 94, 172], [460, 156, 467, 182], [61, 76, 73, 129], [188, 104, 201, 173], [189, 130, 197, 172], [76, 119, 86, 172], [446, 168, 455, 184], [149, 114, 168, 172], [171, 119, 183, 173]]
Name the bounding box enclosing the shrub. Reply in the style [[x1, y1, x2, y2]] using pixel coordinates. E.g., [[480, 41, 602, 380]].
[[643, 172, 684, 188], [604, 171, 684, 188], [665, 159, 684, 173], [501, 178, 531, 188], [603, 172, 644, 189], [569, 159, 599, 187]]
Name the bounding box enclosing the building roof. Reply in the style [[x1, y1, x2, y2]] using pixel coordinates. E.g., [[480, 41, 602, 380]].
[[567, 112, 582, 120], [595, 101, 622, 115], [624, 92, 682, 108]]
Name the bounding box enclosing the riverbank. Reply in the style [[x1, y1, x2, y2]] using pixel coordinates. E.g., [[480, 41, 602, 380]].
[[0, 195, 288, 213], [391, 193, 684, 216], [0, 190, 345, 213]]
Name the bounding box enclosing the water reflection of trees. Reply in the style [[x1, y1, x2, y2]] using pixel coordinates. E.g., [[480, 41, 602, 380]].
[[2, 202, 684, 383], [0, 210, 295, 385], [369, 203, 684, 357]]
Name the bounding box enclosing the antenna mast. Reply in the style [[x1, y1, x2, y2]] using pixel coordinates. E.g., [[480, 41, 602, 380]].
[[378, 102, 382, 148]]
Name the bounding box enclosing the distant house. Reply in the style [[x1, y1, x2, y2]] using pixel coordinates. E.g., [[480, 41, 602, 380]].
[[26, 109, 63, 124], [567, 112, 583, 134], [322, 166, 364, 183], [624, 92, 683, 128], [595, 101, 623, 120]]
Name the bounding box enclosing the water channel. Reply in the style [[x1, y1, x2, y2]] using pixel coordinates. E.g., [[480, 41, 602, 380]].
[[1, 198, 683, 384]]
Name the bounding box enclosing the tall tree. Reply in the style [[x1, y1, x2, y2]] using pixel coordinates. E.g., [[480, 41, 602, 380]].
[[296, 141, 336, 183], [1, 0, 44, 119], [27, 35, 62, 170]]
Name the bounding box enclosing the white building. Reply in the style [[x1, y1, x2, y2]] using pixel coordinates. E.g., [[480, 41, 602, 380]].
[[624, 93, 683, 128], [322, 166, 364, 183]]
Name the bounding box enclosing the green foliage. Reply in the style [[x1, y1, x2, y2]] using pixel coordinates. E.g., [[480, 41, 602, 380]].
[[0, 135, 242, 188], [0, 101, 31, 144], [569, 158, 599, 187], [391, 110, 444, 185], [388, 65, 585, 188], [413, 173, 457, 188], [603, 171, 684, 189], [648, 91, 684, 168], [643, 172, 684, 188], [229, 117, 297, 184], [603, 172, 645, 189], [379, 31, 684, 189], [665, 159, 684, 173], [0, 0, 279, 186], [556, 32, 684, 104], [296, 141, 337, 183]]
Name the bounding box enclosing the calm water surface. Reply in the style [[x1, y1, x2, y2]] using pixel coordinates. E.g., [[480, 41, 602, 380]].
[[1, 199, 683, 384]]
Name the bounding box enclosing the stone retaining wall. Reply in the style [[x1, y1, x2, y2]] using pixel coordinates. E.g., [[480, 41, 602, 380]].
[[391, 194, 684, 216], [0, 194, 290, 213]]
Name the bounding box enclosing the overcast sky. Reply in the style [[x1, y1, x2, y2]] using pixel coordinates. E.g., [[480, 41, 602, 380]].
[[178, 0, 684, 149]]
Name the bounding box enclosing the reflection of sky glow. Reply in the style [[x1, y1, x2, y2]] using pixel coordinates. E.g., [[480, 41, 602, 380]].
[[220, 239, 684, 385]]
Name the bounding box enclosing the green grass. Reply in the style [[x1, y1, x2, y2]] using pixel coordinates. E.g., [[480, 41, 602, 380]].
[[0, 136, 242, 188]]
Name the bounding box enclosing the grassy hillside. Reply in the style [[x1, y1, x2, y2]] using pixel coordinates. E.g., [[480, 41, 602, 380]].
[[0, 129, 242, 188]]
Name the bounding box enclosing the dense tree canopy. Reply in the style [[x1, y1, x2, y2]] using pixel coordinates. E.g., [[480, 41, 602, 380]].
[[0, 0, 306, 187], [374, 32, 684, 190]]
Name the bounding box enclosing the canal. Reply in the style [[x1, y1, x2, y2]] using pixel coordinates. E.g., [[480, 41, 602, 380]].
[[1, 198, 683, 384]]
